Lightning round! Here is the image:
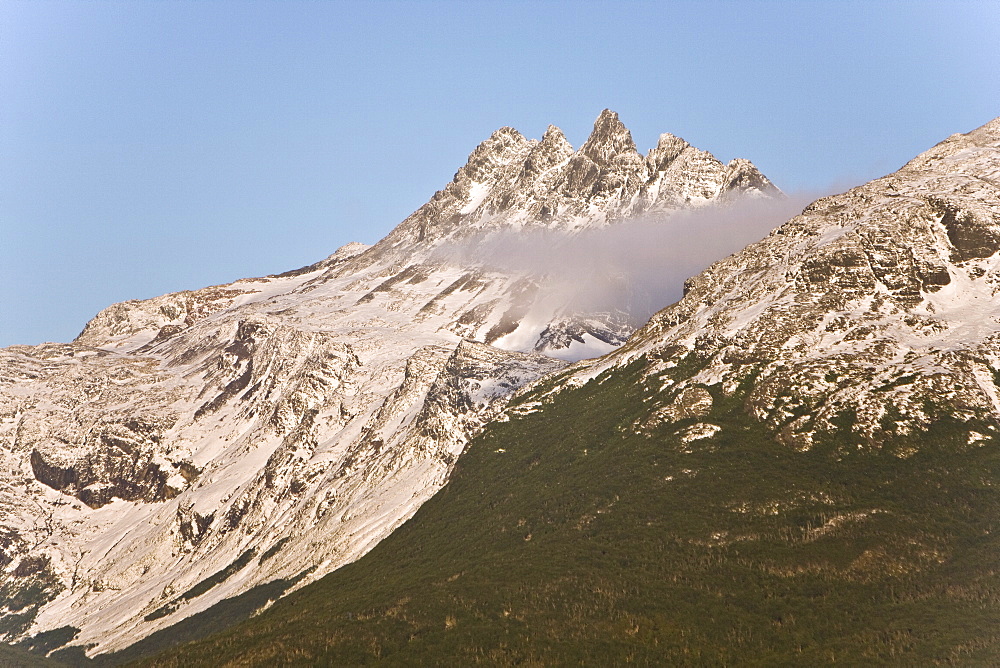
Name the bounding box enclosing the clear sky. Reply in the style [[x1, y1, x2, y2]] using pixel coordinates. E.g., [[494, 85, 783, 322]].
[[2, 0, 998, 346]]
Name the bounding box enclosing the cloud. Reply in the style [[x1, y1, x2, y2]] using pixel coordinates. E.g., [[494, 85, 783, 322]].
[[432, 192, 823, 326]]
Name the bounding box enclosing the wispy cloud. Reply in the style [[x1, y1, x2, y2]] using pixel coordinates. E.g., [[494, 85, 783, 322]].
[[433, 192, 823, 325]]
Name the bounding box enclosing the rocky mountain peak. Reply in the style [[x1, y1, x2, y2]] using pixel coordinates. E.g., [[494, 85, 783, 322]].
[[485, 125, 528, 147], [579, 109, 641, 167], [646, 132, 691, 171], [0, 112, 791, 657], [7, 111, 1000, 664], [541, 123, 569, 144], [367, 110, 779, 256], [655, 132, 689, 150], [521, 124, 574, 177], [454, 126, 532, 184], [721, 158, 778, 197], [899, 116, 1000, 177]]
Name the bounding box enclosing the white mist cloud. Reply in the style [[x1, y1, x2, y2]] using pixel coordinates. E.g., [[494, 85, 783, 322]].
[[433, 192, 823, 326]]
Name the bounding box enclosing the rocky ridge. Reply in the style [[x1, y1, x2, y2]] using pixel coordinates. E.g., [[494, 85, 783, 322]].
[[0, 111, 775, 657], [561, 116, 1000, 455], [373, 109, 776, 253]]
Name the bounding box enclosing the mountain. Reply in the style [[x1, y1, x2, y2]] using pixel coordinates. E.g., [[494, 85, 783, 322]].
[[0, 111, 778, 661], [133, 118, 1000, 665]]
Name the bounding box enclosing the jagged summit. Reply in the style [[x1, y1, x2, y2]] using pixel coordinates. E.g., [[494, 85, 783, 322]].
[[73, 109, 781, 362], [648, 132, 690, 169], [371, 109, 780, 255], [541, 123, 569, 143], [579, 109, 640, 166], [522, 124, 573, 177]]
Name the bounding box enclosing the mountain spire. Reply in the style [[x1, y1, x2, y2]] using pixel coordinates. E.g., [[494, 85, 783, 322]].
[[580, 109, 640, 167]]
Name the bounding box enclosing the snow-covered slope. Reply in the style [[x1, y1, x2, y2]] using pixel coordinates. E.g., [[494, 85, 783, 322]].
[[560, 116, 1000, 455], [0, 110, 776, 656]]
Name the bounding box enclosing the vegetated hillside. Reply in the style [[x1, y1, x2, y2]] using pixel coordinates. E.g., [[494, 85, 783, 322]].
[[136, 357, 1000, 665]]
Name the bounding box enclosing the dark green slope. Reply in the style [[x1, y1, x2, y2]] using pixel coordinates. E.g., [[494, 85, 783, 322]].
[[138, 356, 1000, 666], [0, 643, 66, 667]]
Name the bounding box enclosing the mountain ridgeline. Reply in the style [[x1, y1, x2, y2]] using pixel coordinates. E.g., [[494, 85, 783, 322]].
[[137, 117, 1000, 665]]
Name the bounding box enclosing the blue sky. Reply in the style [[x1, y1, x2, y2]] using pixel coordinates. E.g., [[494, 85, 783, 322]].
[[2, 0, 998, 346]]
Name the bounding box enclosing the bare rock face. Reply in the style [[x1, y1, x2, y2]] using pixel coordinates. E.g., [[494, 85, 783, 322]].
[[0, 110, 778, 658], [28, 413, 182, 509], [372, 108, 778, 255], [568, 116, 1000, 456], [533, 312, 634, 357], [1, 309, 567, 656]]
